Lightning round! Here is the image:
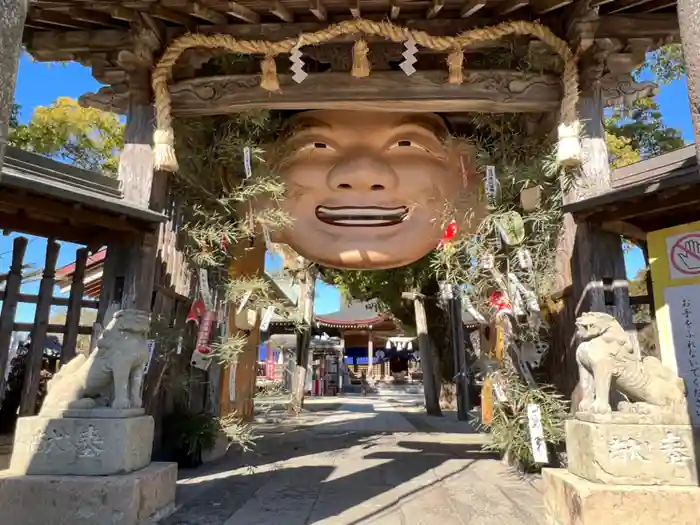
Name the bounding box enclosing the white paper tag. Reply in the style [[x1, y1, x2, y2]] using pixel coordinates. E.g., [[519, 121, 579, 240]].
[[481, 253, 495, 269], [176, 335, 183, 355], [517, 248, 533, 269], [263, 226, 273, 253], [485, 165, 499, 204], [493, 380, 508, 403], [527, 403, 549, 463], [198, 268, 213, 310], [243, 146, 253, 179], [191, 349, 212, 371], [259, 305, 275, 332], [236, 290, 253, 314], [144, 340, 156, 374]]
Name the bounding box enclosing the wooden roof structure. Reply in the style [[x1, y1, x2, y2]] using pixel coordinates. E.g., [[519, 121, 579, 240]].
[[20, 3, 680, 118], [562, 144, 700, 238], [0, 146, 165, 245]]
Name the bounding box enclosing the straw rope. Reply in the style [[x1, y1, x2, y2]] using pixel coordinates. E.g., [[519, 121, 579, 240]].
[[152, 19, 580, 172]]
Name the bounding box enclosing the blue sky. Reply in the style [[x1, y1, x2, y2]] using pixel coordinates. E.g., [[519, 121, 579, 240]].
[[4, 53, 696, 323]]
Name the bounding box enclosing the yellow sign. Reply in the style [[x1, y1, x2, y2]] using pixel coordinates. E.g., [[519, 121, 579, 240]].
[[648, 220, 700, 424]]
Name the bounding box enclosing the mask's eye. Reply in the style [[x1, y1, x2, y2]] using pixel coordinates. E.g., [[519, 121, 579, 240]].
[[299, 142, 335, 152], [389, 140, 428, 151]]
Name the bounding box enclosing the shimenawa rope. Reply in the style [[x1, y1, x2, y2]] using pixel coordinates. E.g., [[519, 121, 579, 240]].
[[151, 19, 580, 172]]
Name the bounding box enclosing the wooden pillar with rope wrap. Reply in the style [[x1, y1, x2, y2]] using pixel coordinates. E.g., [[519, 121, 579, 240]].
[[678, 0, 700, 164]]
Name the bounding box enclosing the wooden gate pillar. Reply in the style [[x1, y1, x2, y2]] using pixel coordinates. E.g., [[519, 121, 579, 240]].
[[678, 0, 700, 163], [0, 0, 27, 172], [549, 45, 636, 396]]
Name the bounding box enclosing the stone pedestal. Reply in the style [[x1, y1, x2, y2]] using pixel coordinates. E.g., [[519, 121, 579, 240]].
[[10, 413, 154, 476], [0, 410, 177, 525], [0, 462, 177, 525], [566, 416, 700, 485], [544, 411, 700, 525], [543, 469, 700, 525]]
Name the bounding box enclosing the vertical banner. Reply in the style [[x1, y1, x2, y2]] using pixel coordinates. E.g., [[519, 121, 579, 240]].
[[191, 311, 215, 370]]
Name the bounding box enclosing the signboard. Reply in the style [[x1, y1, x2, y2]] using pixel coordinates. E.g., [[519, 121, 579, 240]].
[[663, 285, 700, 424], [666, 232, 700, 279], [649, 220, 700, 419]]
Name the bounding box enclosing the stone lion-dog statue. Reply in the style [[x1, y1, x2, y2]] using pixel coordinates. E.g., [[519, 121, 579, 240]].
[[575, 311, 686, 415], [40, 309, 151, 414]]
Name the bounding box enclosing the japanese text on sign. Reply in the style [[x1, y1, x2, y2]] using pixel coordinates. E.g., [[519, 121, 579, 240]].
[[664, 285, 700, 424]]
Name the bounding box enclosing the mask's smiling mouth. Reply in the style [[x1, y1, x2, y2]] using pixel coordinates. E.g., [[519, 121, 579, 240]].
[[316, 206, 409, 227]]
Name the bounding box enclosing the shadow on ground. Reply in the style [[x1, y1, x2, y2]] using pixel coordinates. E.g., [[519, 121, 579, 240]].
[[161, 407, 540, 525]]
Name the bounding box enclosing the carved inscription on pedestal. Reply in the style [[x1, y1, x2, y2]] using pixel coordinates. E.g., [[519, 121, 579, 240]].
[[28, 424, 105, 458], [660, 431, 692, 465], [608, 436, 650, 462]]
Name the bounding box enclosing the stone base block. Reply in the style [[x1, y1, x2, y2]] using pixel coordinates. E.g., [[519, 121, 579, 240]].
[[10, 415, 154, 475], [543, 468, 700, 525], [566, 417, 700, 485], [0, 462, 177, 525]]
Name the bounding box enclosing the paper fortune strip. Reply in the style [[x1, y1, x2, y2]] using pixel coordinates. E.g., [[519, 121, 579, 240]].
[[400, 37, 418, 76], [290, 47, 308, 84]]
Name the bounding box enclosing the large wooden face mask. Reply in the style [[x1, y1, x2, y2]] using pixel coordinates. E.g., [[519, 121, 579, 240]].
[[275, 110, 467, 270]]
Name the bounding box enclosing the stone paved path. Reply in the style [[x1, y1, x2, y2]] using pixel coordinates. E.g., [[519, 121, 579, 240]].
[[161, 396, 545, 525]]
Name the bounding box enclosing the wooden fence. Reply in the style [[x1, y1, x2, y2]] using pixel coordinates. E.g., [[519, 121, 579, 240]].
[[0, 236, 98, 416]]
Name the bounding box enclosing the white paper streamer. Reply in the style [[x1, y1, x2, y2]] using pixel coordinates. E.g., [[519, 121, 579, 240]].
[[400, 36, 418, 76], [290, 47, 308, 83]]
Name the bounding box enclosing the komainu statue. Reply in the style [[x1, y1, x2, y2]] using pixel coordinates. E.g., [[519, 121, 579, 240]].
[[40, 309, 151, 414], [575, 311, 686, 415]]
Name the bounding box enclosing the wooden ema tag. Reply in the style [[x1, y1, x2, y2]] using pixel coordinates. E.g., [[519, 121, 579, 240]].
[[481, 376, 494, 426]]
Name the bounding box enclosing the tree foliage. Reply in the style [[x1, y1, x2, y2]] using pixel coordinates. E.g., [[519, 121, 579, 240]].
[[8, 97, 124, 175], [605, 97, 684, 162], [638, 44, 685, 86]]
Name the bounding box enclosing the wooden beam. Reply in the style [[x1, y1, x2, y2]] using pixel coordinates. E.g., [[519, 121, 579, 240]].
[[28, 29, 133, 55], [188, 2, 229, 24], [601, 220, 647, 241], [13, 323, 93, 335], [498, 0, 529, 14], [32, 9, 88, 29], [225, 1, 260, 23], [0, 291, 99, 309], [595, 14, 679, 39], [69, 8, 124, 28], [390, 0, 400, 19], [426, 0, 445, 19], [270, 0, 294, 22], [309, 0, 327, 21], [605, 0, 659, 14], [460, 0, 487, 17], [169, 70, 562, 116], [149, 4, 197, 28], [349, 0, 361, 18], [643, 0, 678, 11], [531, 0, 573, 14]]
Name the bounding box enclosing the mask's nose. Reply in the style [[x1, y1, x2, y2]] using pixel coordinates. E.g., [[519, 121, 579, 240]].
[[326, 156, 399, 193]]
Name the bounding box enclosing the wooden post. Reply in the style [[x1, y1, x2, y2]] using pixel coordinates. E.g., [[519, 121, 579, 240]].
[[0, 236, 28, 401], [61, 247, 88, 364], [367, 330, 374, 378], [402, 292, 441, 416], [20, 239, 60, 416], [0, 0, 27, 173], [678, 0, 700, 163], [551, 54, 636, 395], [118, 99, 168, 312], [221, 239, 266, 422], [290, 263, 317, 413], [96, 245, 119, 325]]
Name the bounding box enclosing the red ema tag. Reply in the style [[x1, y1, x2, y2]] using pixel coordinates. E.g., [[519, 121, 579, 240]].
[[436, 220, 458, 249]]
